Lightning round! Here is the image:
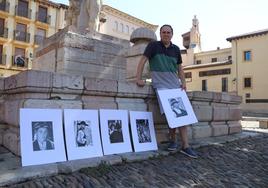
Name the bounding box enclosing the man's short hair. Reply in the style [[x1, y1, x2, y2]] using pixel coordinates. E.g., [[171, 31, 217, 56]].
[[160, 24, 173, 34]]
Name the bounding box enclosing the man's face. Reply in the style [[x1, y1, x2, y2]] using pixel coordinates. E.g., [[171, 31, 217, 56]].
[[37, 127, 48, 142], [160, 26, 173, 45]]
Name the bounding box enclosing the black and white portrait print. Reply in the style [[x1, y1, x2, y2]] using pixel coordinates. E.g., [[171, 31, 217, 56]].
[[32, 121, 55, 151], [136, 119, 151, 143], [108, 120, 123, 143], [168, 97, 188, 118], [75, 120, 93, 147]]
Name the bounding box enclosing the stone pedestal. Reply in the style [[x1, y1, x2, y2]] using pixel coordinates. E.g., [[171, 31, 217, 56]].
[[33, 28, 130, 81]]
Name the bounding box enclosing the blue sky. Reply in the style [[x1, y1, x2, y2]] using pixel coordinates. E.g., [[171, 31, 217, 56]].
[[53, 0, 268, 51]]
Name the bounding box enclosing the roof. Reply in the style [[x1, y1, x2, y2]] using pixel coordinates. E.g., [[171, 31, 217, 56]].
[[226, 28, 268, 42], [183, 60, 232, 70]]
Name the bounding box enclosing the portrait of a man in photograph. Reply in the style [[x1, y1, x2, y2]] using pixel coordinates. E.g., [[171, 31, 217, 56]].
[[32, 121, 55, 151]]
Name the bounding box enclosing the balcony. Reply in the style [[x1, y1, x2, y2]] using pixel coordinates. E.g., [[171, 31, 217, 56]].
[[14, 30, 30, 43], [0, 0, 10, 13], [15, 5, 31, 19], [12, 55, 28, 68], [36, 12, 51, 24], [0, 54, 6, 65], [0, 28, 8, 38], [34, 35, 45, 45]]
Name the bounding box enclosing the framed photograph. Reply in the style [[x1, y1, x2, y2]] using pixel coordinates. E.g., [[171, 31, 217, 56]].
[[99, 109, 132, 155], [157, 89, 198, 128], [20, 108, 66, 166], [129, 111, 158, 152], [64, 109, 103, 160]]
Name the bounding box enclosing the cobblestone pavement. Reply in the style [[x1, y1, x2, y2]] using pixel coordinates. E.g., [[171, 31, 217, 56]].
[[3, 134, 268, 188]]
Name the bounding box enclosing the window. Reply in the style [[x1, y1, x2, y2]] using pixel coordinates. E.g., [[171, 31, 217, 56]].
[[199, 68, 231, 77], [196, 60, 201, 64], [245, 93, 250, 98], [244, 77, 252, 88], [244, 51, 251, 61], [120, 23, 124, 32], [17, 0, 29, 18], [15, 23, 27, 42], [184, 72, 192, 79], [211, 58, 217, 62], [0, 45, 3, 65], [35, 28, 46, 44], [228, 55, 232, 60], [114, 21, 118, 31], [126, 25, 129, 34], [202, 80, 207, 91], [37, 6, 48, 23], [222, 77, 228, 92], [14, 47, 26, 67], [0, 18, 4, 37]]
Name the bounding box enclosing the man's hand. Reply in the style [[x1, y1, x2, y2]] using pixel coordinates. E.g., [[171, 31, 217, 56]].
[[181, 82, 186, 90], [136, 79, 146, 87]]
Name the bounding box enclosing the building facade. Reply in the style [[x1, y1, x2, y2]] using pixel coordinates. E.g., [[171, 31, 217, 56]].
[[182, 16, 268, 114], [0, 0, 67, 77], [99, 5, 158, 40]]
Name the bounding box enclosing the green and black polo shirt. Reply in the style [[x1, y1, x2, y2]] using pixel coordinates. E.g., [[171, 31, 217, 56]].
[[143, 41, 182, 89]]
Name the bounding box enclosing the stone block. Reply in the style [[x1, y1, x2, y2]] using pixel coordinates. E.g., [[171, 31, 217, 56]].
[[120, 151, 158, 162], [4, 70, 52, 93], [82, 96, 117, 109], [211, 124, 228, 136], [84, 78, 117, 96], [3, 128, 20, 156], [147, 99, 167, 124], [213, 106, 229, 121], [192, 124, 212, 139], [227, 121, 242, 134], [52, 73, 83, 94], [22, 99, 83, 109], [191, 91, 213, 102], [0, 100, 4, 123], [33, 50, 56, 72], [4, 100, 23, 126], [259, 120, 268, 129], [116, 98, 147, 111], [0, 78, 4, 92], [155, 129, 169, 143], [117, 81, 152, 98], [192, 104, 212, 122], [221, 93, 242, 104], [228, 105, 242, 121]]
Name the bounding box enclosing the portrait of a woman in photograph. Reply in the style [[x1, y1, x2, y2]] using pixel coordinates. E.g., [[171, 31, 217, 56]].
[[136, 119, 151, 143], [75, 120, 93, 147], [32, 121, 55, 151], [168, 98, 188, 118]]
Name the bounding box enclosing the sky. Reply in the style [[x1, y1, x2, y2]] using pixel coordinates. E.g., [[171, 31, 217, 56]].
[[53, 0, 268, 51]]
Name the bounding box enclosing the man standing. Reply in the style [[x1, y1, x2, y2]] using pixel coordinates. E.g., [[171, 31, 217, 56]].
[[136, 24, 197, 158]]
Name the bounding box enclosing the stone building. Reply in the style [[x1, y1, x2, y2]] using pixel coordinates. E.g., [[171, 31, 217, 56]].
[[0, 0, 158, 78], [182, 16, 268, 115], [0, 0, 67, 77]]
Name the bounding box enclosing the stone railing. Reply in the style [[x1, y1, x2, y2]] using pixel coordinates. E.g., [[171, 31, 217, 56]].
[[0, 70, 242, 156]]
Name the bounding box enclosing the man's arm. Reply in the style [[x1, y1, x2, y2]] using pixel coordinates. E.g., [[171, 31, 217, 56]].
[[136, 55, 148, 87], [178, 64, 186, 90]]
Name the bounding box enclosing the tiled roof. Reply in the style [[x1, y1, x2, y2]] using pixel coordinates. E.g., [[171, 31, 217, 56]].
[[226, 28, 268, 41]]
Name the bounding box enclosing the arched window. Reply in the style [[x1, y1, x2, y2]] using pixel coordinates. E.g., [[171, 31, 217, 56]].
[[114, 21, 118, 31], [126, 25, 129, 34], [120, 23, 124, 32]]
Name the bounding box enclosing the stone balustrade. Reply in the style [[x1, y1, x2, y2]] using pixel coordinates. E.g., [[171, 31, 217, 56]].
[[0, 70, 242, 156]]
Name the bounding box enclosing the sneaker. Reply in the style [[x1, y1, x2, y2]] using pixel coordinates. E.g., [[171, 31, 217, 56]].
[[167, 142, 178, 151], [180, 147, 198, 158]]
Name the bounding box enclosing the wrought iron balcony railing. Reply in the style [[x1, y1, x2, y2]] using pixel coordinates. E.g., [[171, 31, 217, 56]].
[[12, 55, 28, 68], [36, 12, 51, 24], [0, 0, 10, 13], [0, 54, 6, 66], [15, 5, 31, 19], [13, 30, 30, 43], [0, 28, 8, 38]]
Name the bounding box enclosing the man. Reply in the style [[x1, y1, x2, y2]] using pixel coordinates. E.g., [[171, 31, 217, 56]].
[[136, 24, 197, 158], [33, 122, 54, 151]]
